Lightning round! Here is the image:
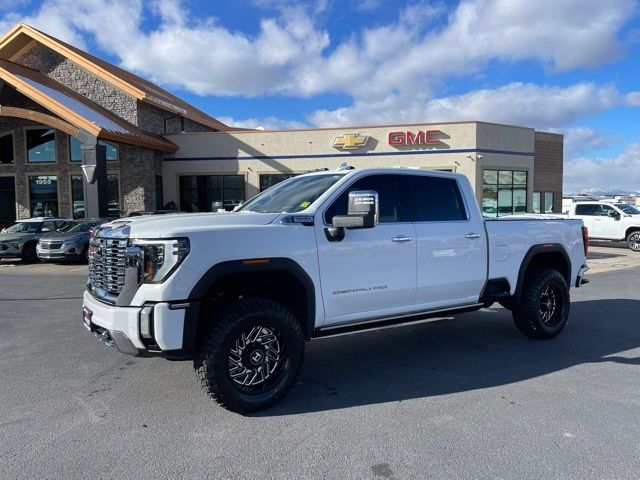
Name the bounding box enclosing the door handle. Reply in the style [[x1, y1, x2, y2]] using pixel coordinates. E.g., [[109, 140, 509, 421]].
[[391, 235, 412, 243], [465, 232, 482, 239]]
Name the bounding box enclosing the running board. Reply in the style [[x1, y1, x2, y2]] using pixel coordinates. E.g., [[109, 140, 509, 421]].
[[313, 303, 484, 338]]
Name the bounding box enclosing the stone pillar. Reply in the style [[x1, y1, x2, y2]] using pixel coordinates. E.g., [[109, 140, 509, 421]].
[[82, 142, 108, 218]]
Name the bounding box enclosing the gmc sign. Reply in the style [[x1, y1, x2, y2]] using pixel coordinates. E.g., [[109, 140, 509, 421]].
[[388, 130, 441, 146]]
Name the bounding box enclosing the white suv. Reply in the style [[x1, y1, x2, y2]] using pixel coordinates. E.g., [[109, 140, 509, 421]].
[[568, 201, 640, 251]]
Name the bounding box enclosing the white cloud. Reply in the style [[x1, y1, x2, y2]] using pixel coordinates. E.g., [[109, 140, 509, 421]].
[[354, 0, 383, 12], [308, 82, 634, 129], [564, 143, 640, 193], [217, 115, 306, 130], [562, 127, 610, 156], [1, 0, 635, 99]]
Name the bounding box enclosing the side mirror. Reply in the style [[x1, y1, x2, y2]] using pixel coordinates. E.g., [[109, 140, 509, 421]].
[[332, 190, 379, 229], [608, 210, 620, 220]]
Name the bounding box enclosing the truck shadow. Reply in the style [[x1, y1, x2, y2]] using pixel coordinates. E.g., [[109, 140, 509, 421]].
[[256, 299, 640, 416]]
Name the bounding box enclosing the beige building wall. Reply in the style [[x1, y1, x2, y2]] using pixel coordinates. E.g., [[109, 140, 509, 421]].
[[164, 121, 539, 210]]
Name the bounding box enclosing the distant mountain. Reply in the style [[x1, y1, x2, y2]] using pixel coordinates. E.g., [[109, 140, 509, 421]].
[[566, 187, 640, 196]]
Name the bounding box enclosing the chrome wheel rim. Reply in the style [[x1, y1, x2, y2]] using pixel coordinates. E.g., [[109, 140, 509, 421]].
[[228, 326, 283, 389], [629, 233, 640, 251], [539, 284, 562, 326]]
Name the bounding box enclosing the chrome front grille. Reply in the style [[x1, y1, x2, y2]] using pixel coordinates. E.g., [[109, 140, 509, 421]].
[[41, 241, 63, 250], [88, 237, 128, 298]]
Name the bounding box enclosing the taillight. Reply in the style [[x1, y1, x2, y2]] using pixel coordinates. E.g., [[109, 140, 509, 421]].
[[581, 226, 589, 257]]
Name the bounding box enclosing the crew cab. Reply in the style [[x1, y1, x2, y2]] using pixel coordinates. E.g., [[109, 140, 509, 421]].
[[82, 167, 589, 412], [567, 201, 640, 251]]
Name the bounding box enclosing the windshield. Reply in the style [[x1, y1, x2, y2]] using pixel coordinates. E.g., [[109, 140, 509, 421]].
[[3, 222, 40, 234], [58, 222, 79, 232], [66, 222, 96, 233], [239, 174, 345, 213], [614, 203, 640, 215]]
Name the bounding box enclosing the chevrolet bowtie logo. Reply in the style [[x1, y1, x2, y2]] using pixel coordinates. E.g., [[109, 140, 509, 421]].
[[333, 133, 369, 150]]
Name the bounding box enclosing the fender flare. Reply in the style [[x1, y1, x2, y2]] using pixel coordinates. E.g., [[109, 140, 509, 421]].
[[514, 244, 571, 301], [183, 258, 316, 349]]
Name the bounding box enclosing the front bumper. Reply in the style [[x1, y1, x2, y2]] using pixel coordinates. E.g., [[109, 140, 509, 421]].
[[82, 291, 188, 356], [0, 243, 22, 258], [37, 243, 82, 260]]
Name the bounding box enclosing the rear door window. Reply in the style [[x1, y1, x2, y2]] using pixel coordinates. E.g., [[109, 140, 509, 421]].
[[574, 204, 598, 215], [398, 175, 467, 222]]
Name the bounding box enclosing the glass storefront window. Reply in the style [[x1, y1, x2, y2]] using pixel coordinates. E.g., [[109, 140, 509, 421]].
[[71, 175, 84, 219], [533, 192, 541, 213], [179, 175, 246, 212], [482, 169, 527, 217], [545, 192, 554, 213], [71, 174, 120, 219], [27, 129, 56, 163], [498, 171, 513, 185], [259, 173, 297, 192], [29, 175, 58, 217], [69, 137, 118, 161], [0, 132, 14, 164]]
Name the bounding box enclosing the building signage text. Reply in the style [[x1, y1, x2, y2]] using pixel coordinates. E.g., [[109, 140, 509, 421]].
[[388, 130, 442, 146]]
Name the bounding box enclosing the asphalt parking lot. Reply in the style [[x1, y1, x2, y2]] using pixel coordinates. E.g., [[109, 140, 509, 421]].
[[1, 246, 639, 480]]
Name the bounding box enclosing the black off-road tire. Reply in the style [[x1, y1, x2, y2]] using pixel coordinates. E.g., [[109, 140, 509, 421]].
[[194, 298, 305, 414], [21, 242, 38, 264], [512, 268, 569, 339], [627, 230, 640, 252], [81, 245, 89, 263]]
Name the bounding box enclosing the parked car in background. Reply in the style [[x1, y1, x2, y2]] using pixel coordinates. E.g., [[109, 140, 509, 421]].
[[126, 210, 184, 217], [0, 218, 72, 263], [567, 201, 640, 251], [37, 218, 110, 263]]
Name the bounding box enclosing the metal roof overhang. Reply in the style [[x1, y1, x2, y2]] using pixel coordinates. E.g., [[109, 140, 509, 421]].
[[0, 58, 178, 153]]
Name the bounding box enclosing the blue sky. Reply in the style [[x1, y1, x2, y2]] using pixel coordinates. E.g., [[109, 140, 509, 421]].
[[1, 0, 639, 192]]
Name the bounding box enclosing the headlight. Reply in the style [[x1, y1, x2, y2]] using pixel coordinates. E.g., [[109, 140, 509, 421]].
[[11, 242, 21, 249], [131, 238, 189, 283]]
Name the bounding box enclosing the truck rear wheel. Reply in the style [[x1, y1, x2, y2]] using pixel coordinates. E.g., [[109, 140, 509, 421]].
[[194, 297, 304, 413], [512, 268, 569, 339], [627, 231, 640, 252]]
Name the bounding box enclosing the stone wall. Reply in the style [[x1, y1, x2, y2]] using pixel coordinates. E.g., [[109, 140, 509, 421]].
[[119, 144, 158, 213], [533, 132, 564, 213], [16, 43, 138, 125], [137, 102, 216, 135]]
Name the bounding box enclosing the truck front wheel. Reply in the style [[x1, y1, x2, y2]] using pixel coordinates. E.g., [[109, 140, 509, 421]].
[[194, 298, 305, 413], [512, 268, 569, 339]]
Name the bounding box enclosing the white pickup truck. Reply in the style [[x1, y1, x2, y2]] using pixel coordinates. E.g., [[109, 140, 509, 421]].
[[566, 201, 640, 251], [83, 167, 589, 412]]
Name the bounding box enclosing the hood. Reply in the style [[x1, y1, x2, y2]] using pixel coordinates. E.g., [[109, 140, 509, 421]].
[[0, 232, 31, 243], [41, 231, 88, 242], [99, 212, 282, 238]]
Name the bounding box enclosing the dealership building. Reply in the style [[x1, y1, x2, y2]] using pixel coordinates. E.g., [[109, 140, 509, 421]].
[[0, 23, 563, 226]]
